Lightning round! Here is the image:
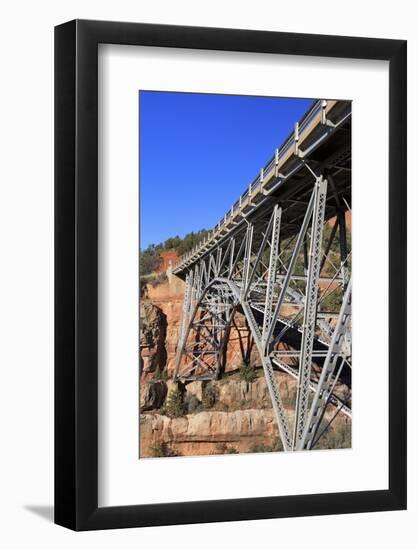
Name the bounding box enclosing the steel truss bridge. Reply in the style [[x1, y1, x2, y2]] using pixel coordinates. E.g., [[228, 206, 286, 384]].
[[172, 99, 352, 452]]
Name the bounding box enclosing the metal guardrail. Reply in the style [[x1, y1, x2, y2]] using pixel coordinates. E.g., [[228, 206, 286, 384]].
[[173, 99, 329, 271]]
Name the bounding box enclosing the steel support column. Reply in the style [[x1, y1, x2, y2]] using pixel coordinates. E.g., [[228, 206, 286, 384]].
[[293, 176, 328, 448], [298, 279, 352, 450], [262, 204, 282, 348]]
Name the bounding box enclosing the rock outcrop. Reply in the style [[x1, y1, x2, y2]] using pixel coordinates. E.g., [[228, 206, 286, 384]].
[[139, 407, 350, 457], [140, 381, 168, 411], [139, 302, 167, 376], [145, 278, 184, 376], [140, 409, 279, 457]]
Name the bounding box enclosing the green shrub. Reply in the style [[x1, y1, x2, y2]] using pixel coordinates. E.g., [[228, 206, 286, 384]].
[[165, 387, 184, 418], [215, 443, 238, 455], [249, 437, 283, 454], [140, 245, 162, 276], [215, 442, 227, 454], [202, 383, 217, 409], [313, 421, 351, 450], [183, 392, 201, 414], [150, 442, 180, 457], [239, 363, 258, 383], [153, 365, 168, 382], [225, 446, 238, 454], [320, 287, 343, 313], [140, 271, 168, 290], [150, 272, 168, 287], [150, 443, 165, 457], [249, 443, 269, 453]]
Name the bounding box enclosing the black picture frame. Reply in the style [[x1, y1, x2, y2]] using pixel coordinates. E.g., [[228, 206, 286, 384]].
[[55, 19, 407, 531]]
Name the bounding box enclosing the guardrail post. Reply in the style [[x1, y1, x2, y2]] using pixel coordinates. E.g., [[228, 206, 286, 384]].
[[294, 122, 299, 156], [274, 148, 280, 177], [321, 99, 327, 124]]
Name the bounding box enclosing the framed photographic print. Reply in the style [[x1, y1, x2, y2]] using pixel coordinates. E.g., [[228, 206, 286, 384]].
[[55, 20, 407, 530]]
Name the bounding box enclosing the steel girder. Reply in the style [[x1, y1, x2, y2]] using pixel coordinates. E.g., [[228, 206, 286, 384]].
[[174, 174, 352, 451]]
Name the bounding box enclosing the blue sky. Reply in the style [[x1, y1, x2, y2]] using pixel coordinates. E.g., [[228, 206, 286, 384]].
[[139, 91, 313, 249]]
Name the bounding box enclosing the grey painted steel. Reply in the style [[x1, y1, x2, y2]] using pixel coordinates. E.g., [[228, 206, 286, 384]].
[[241, 224, 253, 300], [244, 212, 275, 300], [293, 177, 328, 448], [271, 357, 351, 419], [298, 279, 352, 450], [265, 187, 315, 346], [241, 298, 293, 451], [262, 205, 282, 349]]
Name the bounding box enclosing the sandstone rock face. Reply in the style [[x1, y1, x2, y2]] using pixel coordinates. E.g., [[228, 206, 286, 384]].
[[224, 311, 260, 372], [214, 375, 294, 410], [184, 381, 203, 401], [139, 302, 167, 375], [140, 381, 168, 411], [144, 277, 184, 376], [139, 403, 350, 458], [139, 409, 280, 457], [155, 250, 179, 273]]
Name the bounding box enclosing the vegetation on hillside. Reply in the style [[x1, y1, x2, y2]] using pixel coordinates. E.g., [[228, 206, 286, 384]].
[[140, 217, 351, 280], [140, 228, 209, 276]]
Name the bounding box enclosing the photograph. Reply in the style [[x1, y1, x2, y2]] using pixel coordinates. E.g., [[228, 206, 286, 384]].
[[0, 1, 409, 542], [139, 92, 352, 458]]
